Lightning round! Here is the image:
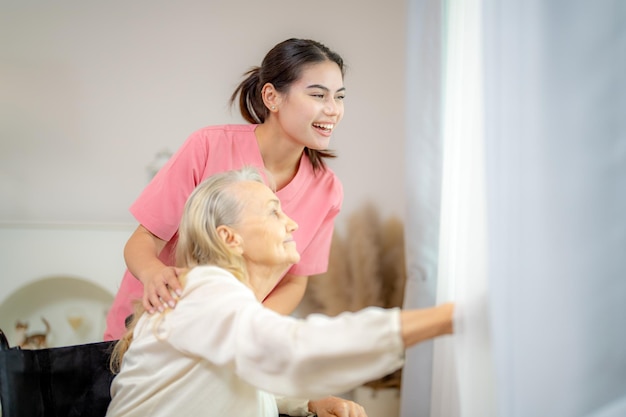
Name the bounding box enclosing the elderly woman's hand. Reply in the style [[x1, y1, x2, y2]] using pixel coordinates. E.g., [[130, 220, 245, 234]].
[[308, 396, 368, 417]]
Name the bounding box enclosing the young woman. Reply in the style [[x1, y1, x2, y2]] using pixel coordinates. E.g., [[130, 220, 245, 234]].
[[104, 38, 346, 341], [106, 167, 455, 417]]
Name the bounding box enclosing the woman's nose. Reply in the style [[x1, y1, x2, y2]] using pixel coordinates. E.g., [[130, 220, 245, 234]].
[[324, 98, 340, 115], [286, 216, 298, 232]]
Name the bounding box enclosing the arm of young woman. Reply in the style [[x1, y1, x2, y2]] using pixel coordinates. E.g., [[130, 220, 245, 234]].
[[124, 225, 184, 314], [262, 274, 309, 315]]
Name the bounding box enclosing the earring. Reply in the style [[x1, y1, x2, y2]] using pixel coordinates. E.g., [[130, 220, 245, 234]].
[[271, 106, 276, 111]]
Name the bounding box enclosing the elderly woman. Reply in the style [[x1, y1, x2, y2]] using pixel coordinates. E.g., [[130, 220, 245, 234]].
[[106, 167, 454, 417]]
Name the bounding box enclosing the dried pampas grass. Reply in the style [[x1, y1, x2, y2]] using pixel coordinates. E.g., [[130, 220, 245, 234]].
[[302, 203, 407, 315], [305, 230, 351, 317], [346, 202, 383, 311], [379, 216, 407, 310]]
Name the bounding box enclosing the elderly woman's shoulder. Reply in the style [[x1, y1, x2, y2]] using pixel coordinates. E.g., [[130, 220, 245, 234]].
[[182, 266, 249, 293]]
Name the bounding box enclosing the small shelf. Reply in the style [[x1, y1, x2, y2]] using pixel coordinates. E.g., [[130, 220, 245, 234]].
[[0, 276, 114, 348]]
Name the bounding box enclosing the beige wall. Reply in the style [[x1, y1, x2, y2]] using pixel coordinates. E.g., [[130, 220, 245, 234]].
[[0, 1, 407, 229]]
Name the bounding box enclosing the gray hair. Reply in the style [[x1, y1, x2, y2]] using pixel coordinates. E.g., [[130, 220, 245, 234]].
[[175, 166, 267, 282]]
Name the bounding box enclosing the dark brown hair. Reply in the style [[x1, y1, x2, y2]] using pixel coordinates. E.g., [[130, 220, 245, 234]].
[[230, 38, 345, 172]]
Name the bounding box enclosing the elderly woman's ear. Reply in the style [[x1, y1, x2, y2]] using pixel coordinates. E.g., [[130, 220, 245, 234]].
[[216, 225, 244, 254]]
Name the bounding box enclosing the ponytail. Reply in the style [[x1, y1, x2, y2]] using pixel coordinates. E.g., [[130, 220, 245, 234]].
[[229, 67, 267, 124]]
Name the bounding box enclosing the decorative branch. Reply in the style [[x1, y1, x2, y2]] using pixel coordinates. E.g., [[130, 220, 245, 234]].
[[345, 203, 383, 311], [379, 216, 406, 309], [303, 204, 408, 315], [305, 231, 351, 317]]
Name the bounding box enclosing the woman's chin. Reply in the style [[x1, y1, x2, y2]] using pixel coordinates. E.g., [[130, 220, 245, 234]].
[[287, 252, 301, 265]]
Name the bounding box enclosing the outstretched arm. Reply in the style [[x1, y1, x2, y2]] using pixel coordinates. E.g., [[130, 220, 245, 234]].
[[400, 302, 455, 348], [166, 268, 455, 399]]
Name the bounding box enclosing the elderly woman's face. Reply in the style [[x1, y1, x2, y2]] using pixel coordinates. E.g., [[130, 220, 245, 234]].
[[232, 181, 300, 268]]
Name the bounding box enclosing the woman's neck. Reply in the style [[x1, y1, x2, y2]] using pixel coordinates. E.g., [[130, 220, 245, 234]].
[[255, 123, 303, 190], [245, 263, 291, 302]]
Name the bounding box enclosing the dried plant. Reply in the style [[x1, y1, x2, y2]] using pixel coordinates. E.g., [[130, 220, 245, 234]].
[[305, 230, 351, 317], [379, 216, 407, 310], [300, 203, 408, 390], [345, 202, 384, 311]]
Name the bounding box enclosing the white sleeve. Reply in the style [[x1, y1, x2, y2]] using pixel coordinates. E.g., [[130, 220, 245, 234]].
[[161, 266, 405, 398]]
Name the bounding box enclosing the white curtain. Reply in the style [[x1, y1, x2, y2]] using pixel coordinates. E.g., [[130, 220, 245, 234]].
[[403, 0, 626, 416], [401, 0, 444, 415], [402, 0, 495, 416], [432, 0, 496, 416], [483, 0, 626, 416]]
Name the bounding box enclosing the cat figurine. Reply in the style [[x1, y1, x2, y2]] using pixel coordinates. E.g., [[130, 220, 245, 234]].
[[15, 317, 51, 349]]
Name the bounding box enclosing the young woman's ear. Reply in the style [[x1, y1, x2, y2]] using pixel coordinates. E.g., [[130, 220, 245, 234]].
[[261, 82, 282, 112], [216, 225, 243, 254]]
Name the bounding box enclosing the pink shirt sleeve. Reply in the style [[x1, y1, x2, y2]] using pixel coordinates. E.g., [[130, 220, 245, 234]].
[[130, 130, 210, 241]]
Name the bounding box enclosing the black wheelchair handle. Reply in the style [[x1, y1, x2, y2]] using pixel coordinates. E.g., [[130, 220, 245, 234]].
[[0, 328, 11, 350]]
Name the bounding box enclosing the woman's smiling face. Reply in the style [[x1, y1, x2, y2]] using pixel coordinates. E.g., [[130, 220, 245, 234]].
[[274, 60, 346, 151], [230, 181, 300, 268]]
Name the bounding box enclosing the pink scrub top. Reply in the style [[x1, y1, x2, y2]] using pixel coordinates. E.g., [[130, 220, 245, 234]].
[[103, 124, 343, 340]]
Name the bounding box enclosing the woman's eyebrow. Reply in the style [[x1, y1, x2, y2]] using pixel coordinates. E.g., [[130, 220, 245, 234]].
[[306, 84, 346, 93]]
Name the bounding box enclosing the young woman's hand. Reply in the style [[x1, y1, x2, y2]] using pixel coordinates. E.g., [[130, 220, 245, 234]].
[[141, 265, 185, 314], [124, 225, 184, 314], [308, 396, 368, 417]]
